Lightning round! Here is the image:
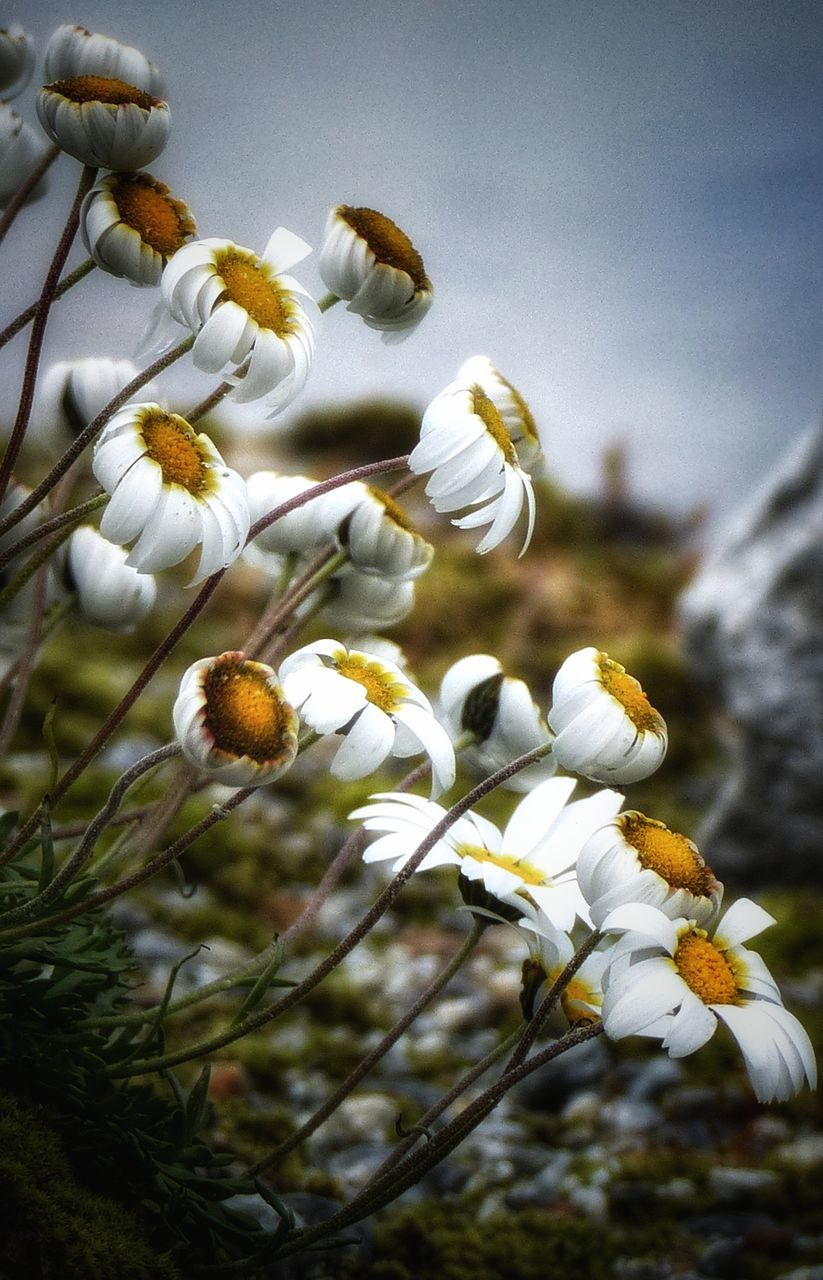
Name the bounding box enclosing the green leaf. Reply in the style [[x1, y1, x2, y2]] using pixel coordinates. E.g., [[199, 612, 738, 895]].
[[229, 937, 285, 1028]]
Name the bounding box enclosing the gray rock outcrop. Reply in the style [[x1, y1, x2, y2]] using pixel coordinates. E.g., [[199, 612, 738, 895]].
[[679, 423, 823, 883]]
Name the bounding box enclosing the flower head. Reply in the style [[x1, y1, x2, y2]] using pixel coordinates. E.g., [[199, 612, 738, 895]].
[[0, 23, 34, 100], [0, 104, 50, 207], [81, 170, 196, 287], [173, 651, 299, 788], [319, 204, 433, 339], [37, 75, 170, 171], [279, 640, 455, 796], [518, 917, 606, 1031], [339, 486, 433, 581], [246, 471, 364, 557], [353, 776, 623, 931], [161, 228, 315, 415], [34, 357, 156, 452], [66, 525, 156, 631], [409, 368, 537, 556], [439, 653, 555, 792], [457, 356, 542, 472], [93, 403, 249, 583], [579, 810, 723, 928], [321, 566, 416, 633], [44, 24, 164, 95], [549, 647, 668, 784], [600, 899, 817, 1103]]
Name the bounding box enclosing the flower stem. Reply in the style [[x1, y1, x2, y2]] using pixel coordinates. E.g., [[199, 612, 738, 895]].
[[186, 378, 234, 424], [0, 143, 60, 247], [0, 164, 97, 509], [316, 292, 341, 313], [253, 917, 487, 1173], [0, 491, 107, 578], [104, 741, 553, 1079], [246, 549, 348, 660], [0, 258, 96, 351]]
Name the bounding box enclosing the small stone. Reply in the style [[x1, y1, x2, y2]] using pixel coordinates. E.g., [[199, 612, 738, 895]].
[[708, 1166, 780, 1201], [775, 1134, 823, 1169]]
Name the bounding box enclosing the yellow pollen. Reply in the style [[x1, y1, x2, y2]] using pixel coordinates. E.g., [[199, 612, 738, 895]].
[[674, 930, 739, 1005], [471, 387, 518, 464], [457, 843, 546, 887], [51, 75, 156, 109], [341, 206, 430, 290], [141, 411, 207, 493], [620, 812, 715, 896], [203, 660, 291, 762], [111, 174, 193, 256], [373, 489, 417, 532], [597, 654, 662, 733], [216, 250, 292, 335], [335, 655, 402, 713]]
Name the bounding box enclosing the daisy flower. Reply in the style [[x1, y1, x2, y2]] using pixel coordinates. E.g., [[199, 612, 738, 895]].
[[93, 403, 249, 583], [65, 525, 156, 631], [549, 647, 668, 784], [352, 776, 623, 931], [81, 170, 196, 287], [246, 471, 364, 557], [0, 104, 50, 207], [457, 356, 543, 471], [600, 899, 817, 1103], [409, 369, 537, 556], [578, 810, 723, 929], [173, 651, 299, 788], [43, 24, 165, 95], [161, 228, 315, 415], [279, 640, 455, 796], [37, 75, 170, 171], [339, 487, 433, 581], [518, 917, 606, 1031], [0, 23, 34, 101], [439, 653, 555, 792], [34, 357, 157, 452], [321, 566, 416, 632], [319, 204, 433, 339]]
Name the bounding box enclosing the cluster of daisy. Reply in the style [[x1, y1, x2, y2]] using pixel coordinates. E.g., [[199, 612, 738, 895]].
[[0, 20, 814, 1163]]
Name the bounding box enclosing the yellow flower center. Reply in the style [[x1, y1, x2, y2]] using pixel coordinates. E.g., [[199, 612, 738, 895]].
[[111, 173, 194, 257], [373, 489, 417, 532], [620, 812, 715, 896], [335, 654, 404, 713], [674, 929, 739, 1005], [341, 206, 430, 290], [216, 250, 293, 336], [203, 658, 293, 763], [141, 411, 207, 493], [51, 75, 156, 109], [471, 387, 518, 465], [457, 843, 546, 887], [597, 654, 662, 733]]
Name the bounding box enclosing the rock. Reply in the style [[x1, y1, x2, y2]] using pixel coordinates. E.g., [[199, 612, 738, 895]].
[[774, 1133, 823, 1169], [708, 1166, 780, 1201], [680, 425, 823, 881]]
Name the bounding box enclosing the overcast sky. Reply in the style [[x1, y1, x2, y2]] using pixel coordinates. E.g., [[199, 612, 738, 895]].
[[4, 0, 822, 523]]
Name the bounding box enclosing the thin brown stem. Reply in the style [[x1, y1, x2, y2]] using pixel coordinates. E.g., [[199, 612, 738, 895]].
[[0, 143, 60, 247], [0, 491, 106, 577], [186, 379, 234, 424], [0, 164, 97, 508], [0, 259, 96, 352]]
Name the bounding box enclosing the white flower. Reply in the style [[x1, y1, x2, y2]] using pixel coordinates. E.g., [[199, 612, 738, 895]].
[[339, 486, 433, 581], [279, 640, 455, 796], [37, 75, 170, 171], [599, 899, 817, 1103], [173, 651, 299, 788], [548, 647, 668, 784], [93, 403, 249, 584], [457, 356, 542, 472], [319, 204, 433, 339], [81, 170, 196, 287], [353, 776, 623, 931], [43, 24, 165, 95], [246, 471, 363, 556], [33, 357, 157, 452], [161, 228, 315, 416], [517, 917, 606, 1031], [66, 525, 156, 631], [0, 104, 50, 207], [321, 566, 416, 632], [439, 653, 555, 792], [409, 371, 537, 556], [578, 810, 723, 929], [0, 23, 34, 100]]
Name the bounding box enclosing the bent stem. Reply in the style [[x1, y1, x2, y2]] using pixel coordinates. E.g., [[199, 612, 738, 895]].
[[104, 741, 553, 1078], [0, 258, 96, 351], [253, 916, 487, 1173], [0, 143, 60, 247], [0, 164, 97, 508]]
